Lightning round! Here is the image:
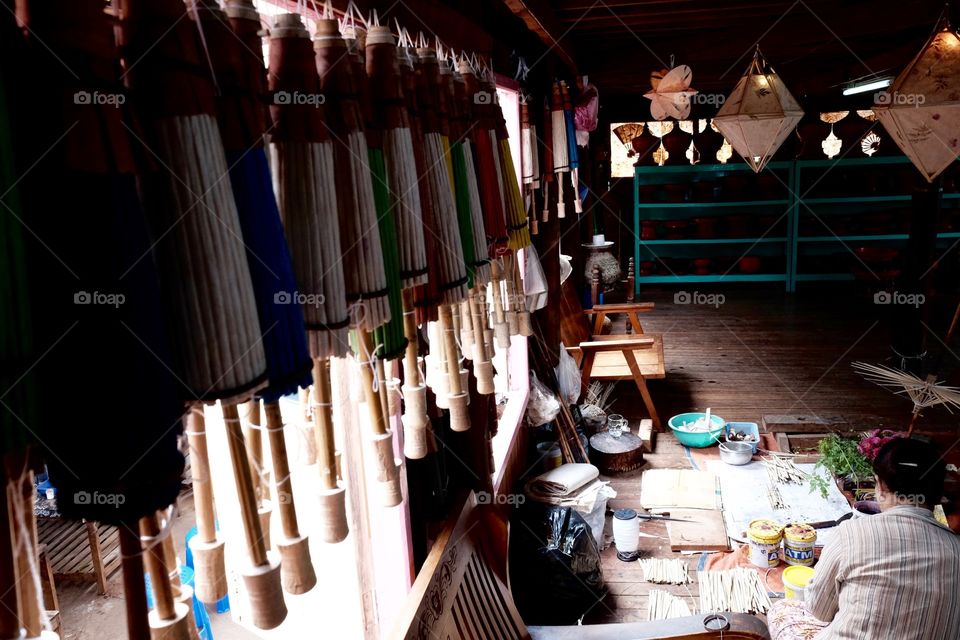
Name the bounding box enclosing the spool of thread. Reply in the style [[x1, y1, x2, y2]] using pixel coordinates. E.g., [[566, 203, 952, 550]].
[[188, 538, 227, 603], [747, 519, 784, 568], [494, 322, 511, 349], [385, 378, 402, 417], [277, 536, 317, 595], [317, 486, 348, 543], [518, 310, 533, 337], [174, 582, 201, 640], [240, 552, 287, 630], [401, 385, 429, 460], [783, 523, 817, 567], [147, 601, 192, 640], [612, 508, 641, 561]]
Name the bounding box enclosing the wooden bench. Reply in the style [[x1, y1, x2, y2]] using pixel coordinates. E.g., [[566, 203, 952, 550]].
[[391, 492, 770, 639]]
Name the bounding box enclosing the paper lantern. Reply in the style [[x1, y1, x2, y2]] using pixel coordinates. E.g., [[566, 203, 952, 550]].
[[873, 15, 960, 182], [713, 48, 804, 172]]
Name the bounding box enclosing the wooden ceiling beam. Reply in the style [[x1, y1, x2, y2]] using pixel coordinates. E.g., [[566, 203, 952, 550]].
[[501, 0, 578, 74]]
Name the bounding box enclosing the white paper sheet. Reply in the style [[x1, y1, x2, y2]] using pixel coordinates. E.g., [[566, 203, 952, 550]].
[[706, 460, 853, 547]]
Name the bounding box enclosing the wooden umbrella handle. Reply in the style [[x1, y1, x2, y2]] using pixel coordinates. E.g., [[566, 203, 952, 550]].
[[223, 402, 269, 567], [0, 471, 20, 639], [401, 289, 421, 385], [244, 399, 266, 505], [357, 331, 389, 436], [312, 358, 338, 491], [264, 402, 300, 540], [139, 513, 176, 621], [439, 305, 464, 397], [186, 405, 217, 544], [118, 523, 151, 640]]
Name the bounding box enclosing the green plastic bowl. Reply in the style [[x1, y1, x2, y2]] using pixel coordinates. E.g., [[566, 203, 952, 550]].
[[668, 412, 725, 448]]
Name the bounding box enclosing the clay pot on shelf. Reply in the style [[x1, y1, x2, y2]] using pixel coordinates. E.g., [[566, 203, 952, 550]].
[[756, 174, 780, 199], [756, 214, 783, 236], [638, 184, 659, 202], [640, 220, 659, 240], [693, 180, 716, 202], [692, 258, 713, 275], [663, 183, 688, 203], [737, 256, 763, 274], [721, 174, 749, 200], [725, 214, 752, 238], [692, 216, 718, 239], [663, 219, 690, 240], [639, 261, 655, 276]]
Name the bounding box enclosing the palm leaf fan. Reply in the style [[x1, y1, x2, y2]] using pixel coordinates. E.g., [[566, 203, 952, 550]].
[[315, 16, 403, 507], [268, 12, 351, 543], [201, 0, 317, 596], [852, 361, 960, 435], [415, 44, 473, 432], [121, 0, 285, 629], [613, 122, 645, 148], [365, 24, 436, 455]]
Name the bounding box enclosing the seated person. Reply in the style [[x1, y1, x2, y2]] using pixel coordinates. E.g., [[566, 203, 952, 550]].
[[769, 437, 960, 640]]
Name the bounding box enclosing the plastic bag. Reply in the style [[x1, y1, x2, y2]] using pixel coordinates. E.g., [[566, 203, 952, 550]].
[[522, 245, 548, 312], [555, 345, 581, 405], [509, 502, 606, 625], [526, 373, 560, 426]]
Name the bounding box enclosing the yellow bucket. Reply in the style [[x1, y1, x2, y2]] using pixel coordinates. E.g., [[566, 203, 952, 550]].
[[782, 565, 815, 600], [747, 519, 783, 568]]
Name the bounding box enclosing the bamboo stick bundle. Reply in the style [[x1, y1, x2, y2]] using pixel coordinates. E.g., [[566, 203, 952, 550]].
[[268, 12, 351, 543], [314, 17, 390, 331], [697, 569, 772, 614], [316, 15, 403, 505], [639, 558, 691, 585], [559, 81, 583, 214], [648, 589, 694, 621], [541, 98, 555, 222], [550, 81, 570, 218], [366, 23, 433, 455]]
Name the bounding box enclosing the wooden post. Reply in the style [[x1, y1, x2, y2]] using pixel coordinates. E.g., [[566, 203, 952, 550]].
[[118, 523, 151, 640]]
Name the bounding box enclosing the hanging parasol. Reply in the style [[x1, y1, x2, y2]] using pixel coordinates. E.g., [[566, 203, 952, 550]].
[[852, 361, 960, 435]]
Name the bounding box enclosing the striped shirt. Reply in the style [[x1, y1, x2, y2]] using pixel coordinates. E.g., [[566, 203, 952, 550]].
[[805, 505, 960, 639]]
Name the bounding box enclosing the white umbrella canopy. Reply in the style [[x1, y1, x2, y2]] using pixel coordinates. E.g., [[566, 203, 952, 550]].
[[874, 16, 960, 182], [713, 49, 804, 173]]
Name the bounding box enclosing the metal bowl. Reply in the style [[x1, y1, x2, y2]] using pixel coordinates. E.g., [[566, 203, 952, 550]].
[[718, 441, 754, 465]]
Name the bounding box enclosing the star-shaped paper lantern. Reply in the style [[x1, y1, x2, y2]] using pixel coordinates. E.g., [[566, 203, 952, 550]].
[[712, 48, 804, 173], [873, 15, 960, 182]]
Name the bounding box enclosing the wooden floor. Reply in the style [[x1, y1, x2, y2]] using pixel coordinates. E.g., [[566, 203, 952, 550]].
[[608, 285, 960, 429], [582, 284, 960, 625]]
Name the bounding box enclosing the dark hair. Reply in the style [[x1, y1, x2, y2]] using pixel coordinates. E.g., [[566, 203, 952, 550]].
[[872, 438, 945, 508]]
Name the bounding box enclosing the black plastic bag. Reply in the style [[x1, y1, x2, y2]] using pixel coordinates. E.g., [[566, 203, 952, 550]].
[[509, 501, 606, 625]]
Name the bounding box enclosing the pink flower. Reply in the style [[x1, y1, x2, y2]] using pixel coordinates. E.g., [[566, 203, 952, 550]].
[[858, 430, 907, 461]]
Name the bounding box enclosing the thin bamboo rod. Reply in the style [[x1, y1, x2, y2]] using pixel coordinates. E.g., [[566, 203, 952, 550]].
[[313, 359, 338, 490], [186, 406, 216, 544], [118, 524, 150, 640], [264, 403, 300, 540], [140, 514, 176, 621], [222, 403, 268, 567]]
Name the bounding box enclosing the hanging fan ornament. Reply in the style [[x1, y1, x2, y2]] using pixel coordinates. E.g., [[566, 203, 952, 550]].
[[820, 111, 849, 159], [644, 63, 698, 120], [713, 47, 804, 172], [861, 132, 882, 156], [613, 122, 645, 155], [856, 109, 878, 121], [874, 11, 960, 182]]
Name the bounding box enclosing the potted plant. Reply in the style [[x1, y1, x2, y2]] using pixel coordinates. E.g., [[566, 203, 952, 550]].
[[808, 434, 874, 499]]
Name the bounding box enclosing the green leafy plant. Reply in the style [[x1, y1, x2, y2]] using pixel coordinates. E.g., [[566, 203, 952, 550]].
[[809, 434, 874, 498]]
